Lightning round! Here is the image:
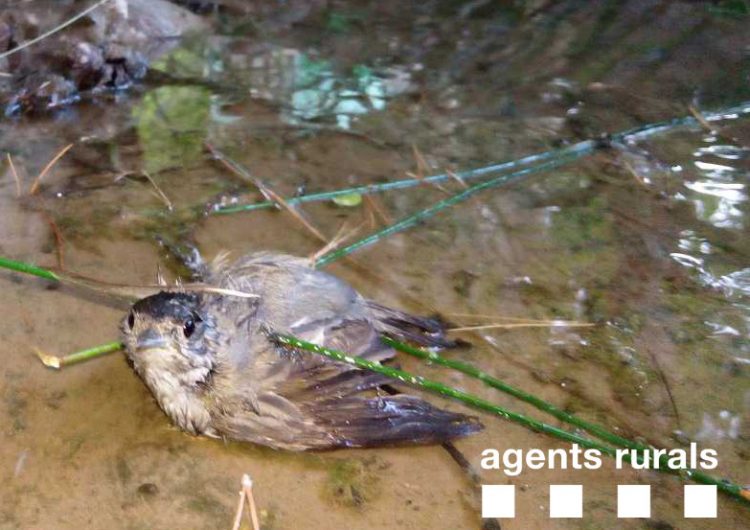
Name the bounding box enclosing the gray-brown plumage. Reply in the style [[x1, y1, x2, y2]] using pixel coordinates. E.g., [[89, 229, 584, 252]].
[[120, 252, 482, 450]]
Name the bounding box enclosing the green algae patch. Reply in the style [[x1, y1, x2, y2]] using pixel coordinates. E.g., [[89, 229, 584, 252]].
[[322, 458, 383, 509], [133, 86, 211, 174]]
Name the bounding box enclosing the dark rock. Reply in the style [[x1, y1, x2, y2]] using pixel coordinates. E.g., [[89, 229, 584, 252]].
[[136, 482, 159, 497], [0, 0, 207, 114]]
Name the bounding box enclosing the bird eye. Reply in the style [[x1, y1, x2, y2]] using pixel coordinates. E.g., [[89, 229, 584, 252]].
[[183, 318, 196, 338], [127, 312, 135, 329]]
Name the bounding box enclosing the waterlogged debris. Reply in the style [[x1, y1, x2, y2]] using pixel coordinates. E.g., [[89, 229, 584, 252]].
[[720, 267, 750, 297], [285, 54, 414, 128], [158, 39, 417, 128], [331, 192, 363, 207], [708, 0, 750, 18], [132, 86, 211, 174], [326, 11, 363, 33], [210, 95, 242, 125], [292, 87, 330, 120]]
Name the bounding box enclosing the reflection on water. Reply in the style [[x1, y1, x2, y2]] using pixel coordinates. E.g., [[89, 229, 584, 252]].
[[670, 132, 750, 354], [153, 40, 416, 129], [687, 138, 748, 229], [1, 2, 750, 529], [695, 143, 750, 160], [133, 86, 211, 174], [285, 58, 414, 128]]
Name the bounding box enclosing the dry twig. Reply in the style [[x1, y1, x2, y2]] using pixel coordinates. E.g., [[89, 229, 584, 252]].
[[309, 221, 361, 265], [446, 169, 469, 189], [406, 143, 449, 193], [363, 194, 393, 225], [231, 474, 260, 530], [40, 211, 65, 269], [140, 171, 174, 211], [6, 153, 21, 197], [29, 143, 74, 195], [206, 142, 329, 243], [688, 105, 718, 134]]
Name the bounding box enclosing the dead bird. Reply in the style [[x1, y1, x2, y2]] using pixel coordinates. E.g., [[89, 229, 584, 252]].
[[120, 251, 482, 450]]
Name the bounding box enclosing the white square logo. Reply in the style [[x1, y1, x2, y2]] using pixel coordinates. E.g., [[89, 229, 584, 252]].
[[684, 485, 717, 518], [482, 485, 515, 518], [549, 485, 583, 518], [617, 485, 651, 518]]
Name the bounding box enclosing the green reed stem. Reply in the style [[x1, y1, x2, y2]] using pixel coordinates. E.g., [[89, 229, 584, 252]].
[[211, 101, 750, 215], [381, 336, 642, 449], [212, 140, 597, 214], [314, 101, 750, 267], [0, 256, 60, 282], [273, 332, 750, 506], [271, 332, 621, 451], [382, 336, 750, 503], [61, 341, 122, 365], [615, 101, 750, 142], [315, 154, 583, 267], [0, 257, 124, 367], [38, 341, 123, 369]]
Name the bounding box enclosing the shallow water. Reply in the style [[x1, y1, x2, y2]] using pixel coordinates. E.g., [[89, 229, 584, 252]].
[[1, 2, 749, 529]]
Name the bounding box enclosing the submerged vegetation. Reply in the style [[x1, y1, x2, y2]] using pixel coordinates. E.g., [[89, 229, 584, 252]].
[[323, 458, 383, 508], [1, 1, 749, 529]]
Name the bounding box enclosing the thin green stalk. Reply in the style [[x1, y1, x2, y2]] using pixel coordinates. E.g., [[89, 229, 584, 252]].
[[0, 256, 60, 282], [382, 336, 642, 450], [315, 154, 583, 267], [270, 332, 621, 451], [211, 101, 750, 215], [37, 341, 123, 369], [314, 102, 750, 268], [213, 140, 598, 215], [383, 336, 750, 499], [614, 101, 750, 142], [272, 332, 750, 506]]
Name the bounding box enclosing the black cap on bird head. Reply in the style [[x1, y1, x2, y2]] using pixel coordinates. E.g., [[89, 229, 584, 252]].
[[130, 291, 201, 320], [121, 291, 213, 359]]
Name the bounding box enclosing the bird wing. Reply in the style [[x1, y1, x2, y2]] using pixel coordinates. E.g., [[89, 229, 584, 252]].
[[210, 318, 481, 450], [204, 252, 481, 450]]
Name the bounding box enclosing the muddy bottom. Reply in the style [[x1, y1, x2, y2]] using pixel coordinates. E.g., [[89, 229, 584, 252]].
[[1, 2, 749, 529]]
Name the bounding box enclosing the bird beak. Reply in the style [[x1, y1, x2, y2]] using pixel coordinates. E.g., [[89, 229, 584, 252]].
[[136, 329, 168, 351]]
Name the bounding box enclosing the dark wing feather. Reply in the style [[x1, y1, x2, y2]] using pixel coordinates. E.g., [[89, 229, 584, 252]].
[[309, 394, 482, 448], [299, 321, 482, 447], [211, 319, 481, 450], [366, 301, 460, 348]]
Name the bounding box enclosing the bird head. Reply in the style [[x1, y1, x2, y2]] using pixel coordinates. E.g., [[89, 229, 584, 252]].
[[121, 291, 218, 388]]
